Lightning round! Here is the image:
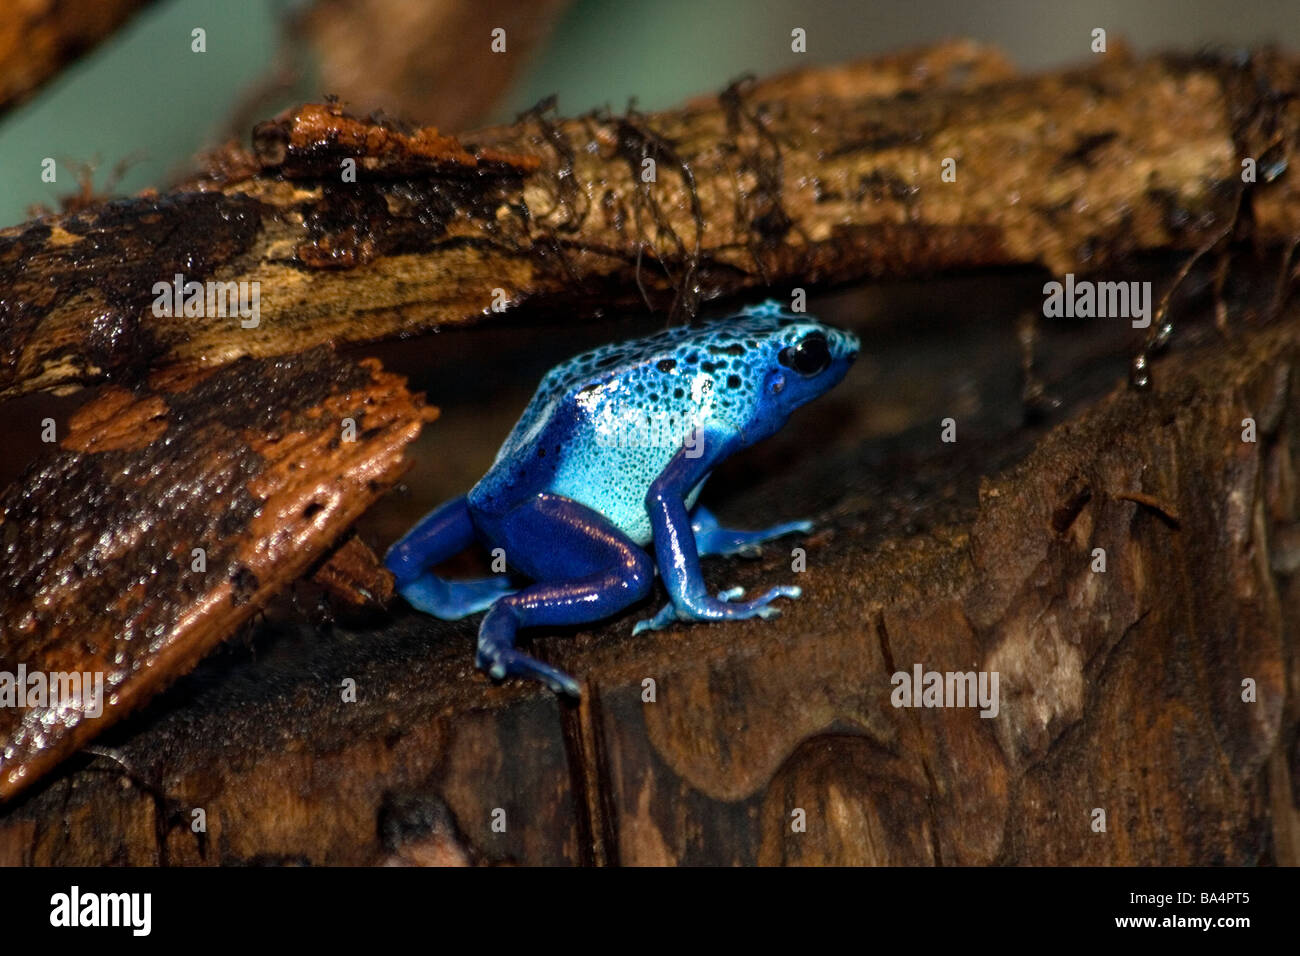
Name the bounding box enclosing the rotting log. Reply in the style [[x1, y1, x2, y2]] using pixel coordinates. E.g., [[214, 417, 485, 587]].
[[5, 41, 1300, 400], [0, 349, 435, 803], [1, 296, 1296, 865]]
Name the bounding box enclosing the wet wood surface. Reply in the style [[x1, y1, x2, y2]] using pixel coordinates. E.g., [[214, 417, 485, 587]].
[[0, 349, 434, 805], [5, 42, 1300, 399]]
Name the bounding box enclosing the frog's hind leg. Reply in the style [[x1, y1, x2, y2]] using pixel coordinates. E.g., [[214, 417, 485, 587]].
[[690, 503, 812, 558], [476, 493, 653, 696], [384, 496, 516, 620]]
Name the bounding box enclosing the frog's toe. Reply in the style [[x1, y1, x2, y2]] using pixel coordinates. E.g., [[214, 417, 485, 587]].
[[718, 584, 802, 603], [477, 646, 581, 697], [693, 515, 815, 559], [718, 583, 802, 616], [632, 602, 681, 636], [634, 585, 801, 632], [726, 519, 812, 555], [772, 519, 814, 537]]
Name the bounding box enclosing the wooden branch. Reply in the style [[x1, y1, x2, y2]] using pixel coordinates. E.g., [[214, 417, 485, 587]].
[[5, 42, 1299, 400], [3, 295, 1296, 863], [0, 0, 153, 113], [0, 349, 434, 803]]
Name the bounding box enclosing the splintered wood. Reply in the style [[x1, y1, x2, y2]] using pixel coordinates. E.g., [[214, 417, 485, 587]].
[[0, 349, 434, 802]]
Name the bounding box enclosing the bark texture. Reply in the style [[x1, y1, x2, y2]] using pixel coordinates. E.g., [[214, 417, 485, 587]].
[[0, 350, 434, 803], [4, 43, 1298, 399]]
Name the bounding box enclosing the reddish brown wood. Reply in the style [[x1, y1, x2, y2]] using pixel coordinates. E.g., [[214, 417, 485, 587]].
[[0, 349, 435, 803]]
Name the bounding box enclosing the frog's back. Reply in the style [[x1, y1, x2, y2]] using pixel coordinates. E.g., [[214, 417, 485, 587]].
[[468, 313, 794, 543]]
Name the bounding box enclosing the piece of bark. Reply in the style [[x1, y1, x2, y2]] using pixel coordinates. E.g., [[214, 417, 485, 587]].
[[311, 534, 394, 609], [5, 43, 1299, 400], [1, 293, 1295, 864], [0, 348, 435, 803], [0, 0, 153, 113]]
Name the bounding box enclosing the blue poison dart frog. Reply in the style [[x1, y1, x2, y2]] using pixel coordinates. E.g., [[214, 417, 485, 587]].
[[384, 299, 860, 696]]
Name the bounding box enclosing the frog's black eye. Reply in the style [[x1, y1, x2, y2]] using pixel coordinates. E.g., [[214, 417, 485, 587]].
[[778, 332, 831, 377]]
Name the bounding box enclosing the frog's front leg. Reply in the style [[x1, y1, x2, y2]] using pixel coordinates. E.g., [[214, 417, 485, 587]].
[[384, 496, 516, 620], [634, 435, 802, 636], [473, 493, 654, 696], [690, 503, 812, 558]]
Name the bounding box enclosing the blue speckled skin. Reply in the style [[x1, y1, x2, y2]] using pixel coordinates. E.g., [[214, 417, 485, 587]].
[[385, 300, 859, 695]]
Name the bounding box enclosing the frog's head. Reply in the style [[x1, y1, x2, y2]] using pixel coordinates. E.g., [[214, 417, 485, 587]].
[[731, 302, 859, 441]]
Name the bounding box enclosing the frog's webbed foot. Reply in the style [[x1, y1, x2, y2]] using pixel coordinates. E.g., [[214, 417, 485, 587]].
[[396, 574, 516, 620], [690, 504, 812, 558], [632, 584, 802, 635], [477, 639, 582, 697]]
